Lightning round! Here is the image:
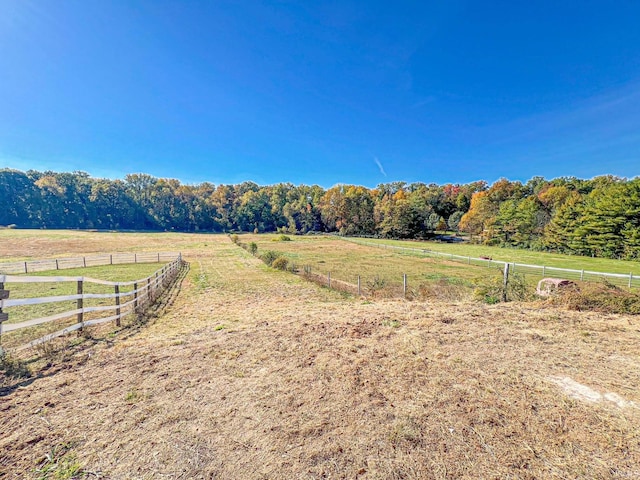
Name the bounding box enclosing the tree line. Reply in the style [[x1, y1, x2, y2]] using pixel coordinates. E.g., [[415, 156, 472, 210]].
[[1, 169, 639, 259]]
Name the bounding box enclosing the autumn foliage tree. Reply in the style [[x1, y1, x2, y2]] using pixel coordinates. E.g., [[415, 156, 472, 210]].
[[3, 168, 640, 260]]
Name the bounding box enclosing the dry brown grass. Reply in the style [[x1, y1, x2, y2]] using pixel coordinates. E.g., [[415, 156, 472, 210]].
[[1, 231, 639, 479], [0, 229, 210, 260], [549, 280, 640, 315]]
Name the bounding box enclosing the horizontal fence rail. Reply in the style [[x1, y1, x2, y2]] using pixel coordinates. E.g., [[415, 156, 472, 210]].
[[340, 238, 640, 289], [0, 252, 180, 274], [0, 253, 183, 351]]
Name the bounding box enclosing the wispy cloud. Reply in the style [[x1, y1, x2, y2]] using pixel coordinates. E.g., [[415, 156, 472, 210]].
[[453, 80, 640, 178], [374, 157, 387, 176], [470, 81, 640, 148], [410, 96, 436, 109]]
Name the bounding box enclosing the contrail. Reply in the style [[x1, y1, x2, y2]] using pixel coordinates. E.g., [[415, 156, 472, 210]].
[[374, 157, 387, 177]]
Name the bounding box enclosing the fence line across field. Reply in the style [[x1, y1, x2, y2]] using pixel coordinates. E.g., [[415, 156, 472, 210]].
[[0, 251, 180, 275], [0, 253, 184, 351], [339, 238, 640, 289], [301, 266, 410, 298]]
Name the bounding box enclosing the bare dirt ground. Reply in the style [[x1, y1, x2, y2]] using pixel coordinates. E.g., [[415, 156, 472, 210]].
[[1, 233, 640, 479]]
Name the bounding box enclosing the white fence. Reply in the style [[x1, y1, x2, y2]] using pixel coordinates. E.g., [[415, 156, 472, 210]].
[[0, 251, 180, 274], [341, 238, 640, 289], [0, 254, 183, 351]]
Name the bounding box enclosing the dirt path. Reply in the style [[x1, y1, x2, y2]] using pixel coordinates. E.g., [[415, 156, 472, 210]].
[[2, 237, 640, 479]]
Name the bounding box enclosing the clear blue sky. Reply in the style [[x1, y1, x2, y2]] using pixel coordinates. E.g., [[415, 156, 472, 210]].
[[1, 1, 639, 187]]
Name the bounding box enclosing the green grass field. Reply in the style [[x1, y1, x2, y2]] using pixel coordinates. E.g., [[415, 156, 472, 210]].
[[239, 233, 640, 298], [242, 234, 495, 295], [352, 236, 640, 274]]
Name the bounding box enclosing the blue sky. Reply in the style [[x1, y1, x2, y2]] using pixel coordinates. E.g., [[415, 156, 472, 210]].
[[1, 1, 639, 187]]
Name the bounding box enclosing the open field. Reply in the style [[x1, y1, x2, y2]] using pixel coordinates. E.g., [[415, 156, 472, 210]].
[[1, 230, 640, 479], [242, 234, 485, 293], [240, 234, 640, 294], [0, 229, 202, 261]]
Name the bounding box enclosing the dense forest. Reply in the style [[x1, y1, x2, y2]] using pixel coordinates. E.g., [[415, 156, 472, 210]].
[[2, 169, 639, 260]]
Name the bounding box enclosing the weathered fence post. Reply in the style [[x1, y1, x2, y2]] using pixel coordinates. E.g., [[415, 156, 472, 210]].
[[77, 280, 84, 330], [580, 269, 584, 281], [157, 253, 160, 263], [55, 259, 59, 270], [115, 285, 121, 327], [403, 273, 408, 297], [83, 257, 87, 268], [110, 254, 113, 265], [24, 262, 28, 273], [357, 275, 361, 296], [542, 265, 546, 277], [0, 281, 9, 340], [328, 272, 331, 288], [502, 263, 510, 302], [134, 282, 138, 309], [629, 273, 633, 289], [134, 253, 137, 264]]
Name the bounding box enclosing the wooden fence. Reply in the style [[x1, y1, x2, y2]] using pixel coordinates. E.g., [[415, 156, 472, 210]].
[[0, 254, 184, 351]]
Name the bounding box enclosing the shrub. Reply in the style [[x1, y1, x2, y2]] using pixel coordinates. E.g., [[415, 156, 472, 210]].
[[272, 234, 292, 242], [272, 256, 289, 270], [473, 269, 531, 303], [248, 242, 258, 255], [230, 234, 240, 244], [261, 250, 279, 266], [367, 275, 387, 297]]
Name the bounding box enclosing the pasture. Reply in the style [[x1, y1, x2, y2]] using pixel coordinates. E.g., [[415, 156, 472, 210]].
[[358, 236, 640, 275], [242, 233, 481, 296], [239, 233, 640, 294], [1, 230, 640, 479]]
